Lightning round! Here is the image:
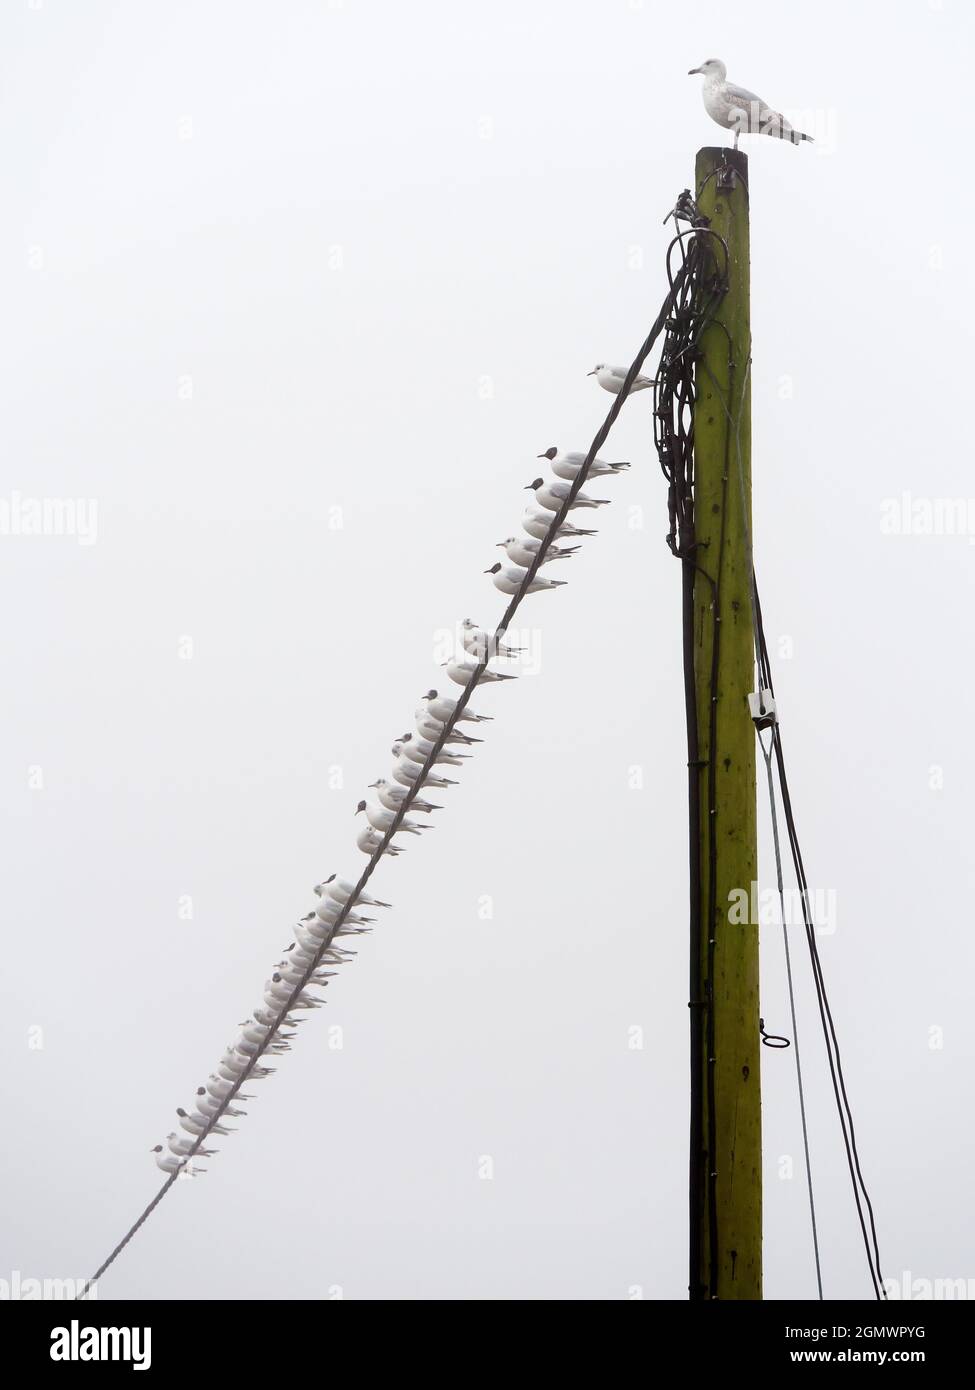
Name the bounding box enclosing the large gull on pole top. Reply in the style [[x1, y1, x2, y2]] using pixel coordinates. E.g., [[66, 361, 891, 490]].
[[688, 58, 813, 149]]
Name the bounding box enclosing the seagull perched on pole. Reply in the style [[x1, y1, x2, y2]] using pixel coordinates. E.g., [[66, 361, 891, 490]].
[[688, 59, 812, 148]]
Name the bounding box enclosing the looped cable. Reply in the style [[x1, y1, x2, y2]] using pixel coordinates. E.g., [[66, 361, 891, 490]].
[[759, 1017, 791, 1049]]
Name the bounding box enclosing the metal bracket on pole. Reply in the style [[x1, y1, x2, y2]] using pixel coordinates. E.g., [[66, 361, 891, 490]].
[[717, 158, 737, 191], [748, 689, 777, 731]]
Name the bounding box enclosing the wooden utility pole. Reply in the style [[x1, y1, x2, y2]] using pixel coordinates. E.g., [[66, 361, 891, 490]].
[[689, 146, 761, 1300]]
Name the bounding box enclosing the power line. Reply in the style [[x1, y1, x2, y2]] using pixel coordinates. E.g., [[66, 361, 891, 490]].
[[76, 253, 693, 1300], [753, 585, 886, 1301], [758, 726, 823, 1298]]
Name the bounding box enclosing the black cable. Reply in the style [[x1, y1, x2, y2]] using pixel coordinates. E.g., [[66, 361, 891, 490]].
[[753, 584, 886, 1300], [652, 202, 733, 1298], [76, 247, 693, 1300]]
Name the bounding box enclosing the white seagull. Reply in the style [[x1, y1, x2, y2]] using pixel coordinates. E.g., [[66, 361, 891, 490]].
[[390, 752, 457, 790], [357, 823, 406, 856], [441, 657, 517, 687], [420, 689, 492, 724], [525, 477, 609, 512], [484, 562, 566, 595], [194, 1086, 246, 1118], [461, 617, 523, 661], [167, 1131, 218, 1158], [176, 1107, 235, 1138], [498, 535, 578, 568], [522, 508, 598, 543], [312, 900, 373, 925], [395, 731, 469, 766], [537, 447, 629, 480], [688, 59, 812, 148], [414, 714, 481, 746], [369, 776, 441, 814], [152, 1145, 204, 1176], [317, 875, 391, 908], [398, 731, 470, 764], [205, 1076, 252, 1102], [587, 364, 656, 395], [355, 797, 431, 835]]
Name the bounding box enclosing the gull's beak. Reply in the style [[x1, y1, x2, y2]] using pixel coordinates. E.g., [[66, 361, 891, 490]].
[[483, 567, 492, 573], [523, 484, 534, 489], [354, 806, 362, 815], [586, 370, 596, 376], [367, 780, 378, 787], [495, 541, 504, 547], [536, 453, 546, 459], [688, 67, 701, 76]]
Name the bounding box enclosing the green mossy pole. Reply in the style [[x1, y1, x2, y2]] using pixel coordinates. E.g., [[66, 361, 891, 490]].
[[691, 146, 761, 1300]]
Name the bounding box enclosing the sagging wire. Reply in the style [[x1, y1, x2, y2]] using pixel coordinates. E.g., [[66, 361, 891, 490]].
[[76, 245, 694, 1300]]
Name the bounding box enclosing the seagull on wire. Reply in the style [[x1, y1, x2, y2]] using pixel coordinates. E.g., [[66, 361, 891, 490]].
[[294, 925, 348, 959], [252, 1007, 302, 1030], [587, 364, 656, 395], [522, 508, 597, 543], [417, 717, 481, 750], [390, 752, 457, 789], [398, 731, 470, 765], [355, 797, 431, 835], [498, 536, 578, 568], [420, 689, 492, 723], [688, 59, 813, 148], [442, 657, 517, 687], [369, 777, 441, 814], [357, 823, 406, 855], [395, 731, 469, 766], [264, 973, 323, 1009], [177, 1107, 235, 1138], [195, 1086, 246, 1118], [316, 875, 391, 908], [537, 447, 629, 480], [152, 1145, 204, 1176], [167, 1131, 218, 1158], [485, 562, 566, 595], [461, 617, 523, 661], [217, 1052, 274, 1081], [313, 900, 373, 925], [525, 477, 608, 512], [205, 1076, 252, 1102]]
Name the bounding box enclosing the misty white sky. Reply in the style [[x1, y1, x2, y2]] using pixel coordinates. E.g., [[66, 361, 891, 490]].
[[2, 0, 973, 1300]]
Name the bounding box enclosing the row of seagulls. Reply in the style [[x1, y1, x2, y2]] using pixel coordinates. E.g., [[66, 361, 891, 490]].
[[150, 423, 635, 1178], [151, 867, 392, 1174], [483, 444, 630, 597]]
